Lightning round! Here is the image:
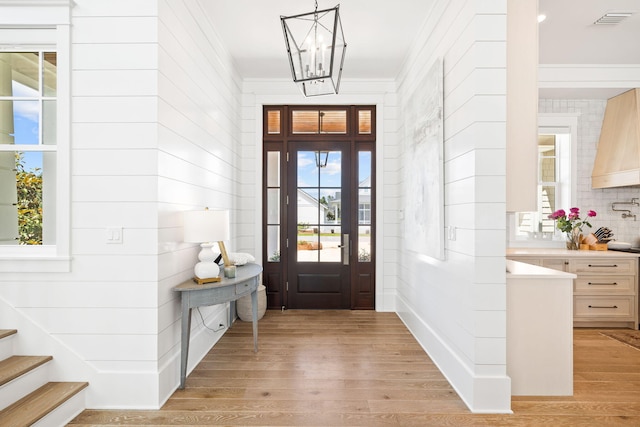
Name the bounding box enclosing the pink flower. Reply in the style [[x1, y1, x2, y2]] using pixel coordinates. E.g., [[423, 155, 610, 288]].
[[568, 212, 579, 220], [569, 207, 580, 214], [548, 209, 566, 220], [587, 210, 596, 217]]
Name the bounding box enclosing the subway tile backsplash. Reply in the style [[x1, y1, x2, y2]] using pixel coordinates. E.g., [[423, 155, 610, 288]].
[[539, 98, 640, 246]]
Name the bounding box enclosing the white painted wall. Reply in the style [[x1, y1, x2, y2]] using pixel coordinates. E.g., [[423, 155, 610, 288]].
[[0, 0, 244, 409], [394, 0, 511, 413]]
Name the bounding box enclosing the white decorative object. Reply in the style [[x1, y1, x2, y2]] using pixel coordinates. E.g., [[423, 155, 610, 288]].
[[183, 209, 230, 282]]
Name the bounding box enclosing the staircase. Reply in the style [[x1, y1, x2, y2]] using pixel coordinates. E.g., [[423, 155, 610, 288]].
[[0, 329, 88, 426]]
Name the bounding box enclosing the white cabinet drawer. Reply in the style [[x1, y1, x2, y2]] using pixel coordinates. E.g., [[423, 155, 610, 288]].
[[574, 296, 634, 319], [574, 276, 635, 294], [570, 259, 636, 275]]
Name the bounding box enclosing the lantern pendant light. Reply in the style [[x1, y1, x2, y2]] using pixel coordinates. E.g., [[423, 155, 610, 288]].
[[281, 1, 346, 96]]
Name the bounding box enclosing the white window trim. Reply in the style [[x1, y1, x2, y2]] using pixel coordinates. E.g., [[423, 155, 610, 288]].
[[508, 113, 579, 248], [0, 0, 72, 272]]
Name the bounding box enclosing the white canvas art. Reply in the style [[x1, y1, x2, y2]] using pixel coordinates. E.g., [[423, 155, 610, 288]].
[[403, 58, 444, 260]]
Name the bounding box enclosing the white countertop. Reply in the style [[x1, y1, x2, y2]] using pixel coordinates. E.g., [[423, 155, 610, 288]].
[[506, 259, 577, 279], [507, 248, 640, 258]]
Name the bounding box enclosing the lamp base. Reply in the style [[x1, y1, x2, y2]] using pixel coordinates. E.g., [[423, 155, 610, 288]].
[[193, 276, 221, 285]]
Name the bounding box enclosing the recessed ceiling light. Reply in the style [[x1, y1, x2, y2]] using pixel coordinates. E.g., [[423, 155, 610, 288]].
[[537, 14, 547, 23], [594, 11, 634, 25]]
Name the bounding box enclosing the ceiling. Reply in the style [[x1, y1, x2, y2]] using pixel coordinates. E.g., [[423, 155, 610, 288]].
[[203, 0, 640, 99], [201, 0, 436, 80]]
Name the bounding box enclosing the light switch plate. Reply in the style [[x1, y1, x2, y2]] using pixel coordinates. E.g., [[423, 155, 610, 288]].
[[106, 226, 123, 244]]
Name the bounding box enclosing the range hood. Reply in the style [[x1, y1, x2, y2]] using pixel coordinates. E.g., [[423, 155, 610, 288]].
[[592, 88, 640, 188]]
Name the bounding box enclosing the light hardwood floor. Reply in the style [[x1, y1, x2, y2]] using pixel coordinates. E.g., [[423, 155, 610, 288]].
[[69, 310, 640, 426]]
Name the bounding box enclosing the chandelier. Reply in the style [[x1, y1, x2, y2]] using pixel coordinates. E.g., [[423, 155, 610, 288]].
[[281, 1, 346, 96]]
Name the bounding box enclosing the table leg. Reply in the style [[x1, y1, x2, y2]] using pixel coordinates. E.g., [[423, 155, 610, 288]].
[[179, 304, 191, 389], [251, 286, 258, 352], [229, 300, 236, 328]]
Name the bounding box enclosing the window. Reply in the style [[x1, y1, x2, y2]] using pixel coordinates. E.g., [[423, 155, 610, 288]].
[[0, 3, 71, 272], [0, 52, 57, 246], [510, 115, 577, 245]]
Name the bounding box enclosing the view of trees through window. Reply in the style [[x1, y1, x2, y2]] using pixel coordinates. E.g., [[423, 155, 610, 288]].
[[15, 152, 42, 244]]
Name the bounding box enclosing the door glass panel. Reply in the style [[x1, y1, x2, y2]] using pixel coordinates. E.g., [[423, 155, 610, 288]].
[[266, 150, 281, 262], [297, 151, 319, 187], [267, 225, 280, 262], [358, 226, 371, 262], [320, 151, 341, 187], [320, 226, 341, 262], [320, 188, 340, 225], [297, 150, 342, 263], [358, 151, 371, 184], [267, 152, 280, 186], [267, 189, 280, 223], [358, 151, 372, 262]]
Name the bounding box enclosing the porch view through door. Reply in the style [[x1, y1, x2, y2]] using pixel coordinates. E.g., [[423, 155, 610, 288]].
[[263, 106, 376, 310]]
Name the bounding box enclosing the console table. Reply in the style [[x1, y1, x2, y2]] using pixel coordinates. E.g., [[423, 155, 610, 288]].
[[173, 263, 262, 389]]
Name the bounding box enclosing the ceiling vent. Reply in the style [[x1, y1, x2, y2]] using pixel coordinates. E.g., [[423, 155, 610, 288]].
[[594, 12, 634, 25]]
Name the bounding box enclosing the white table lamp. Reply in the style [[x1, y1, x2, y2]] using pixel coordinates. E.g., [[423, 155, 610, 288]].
[[183, 208, 231, 283]]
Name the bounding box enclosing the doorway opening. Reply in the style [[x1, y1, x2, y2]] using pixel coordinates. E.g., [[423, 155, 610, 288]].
[[262, 106, 376, 309]]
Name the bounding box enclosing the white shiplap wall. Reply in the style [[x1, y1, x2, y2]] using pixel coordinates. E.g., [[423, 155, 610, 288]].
[[0, 0, 244, 409], [394, 0, 511, 413]]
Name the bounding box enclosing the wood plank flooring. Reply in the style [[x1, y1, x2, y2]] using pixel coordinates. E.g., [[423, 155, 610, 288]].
[[69, 310, 640, 426]]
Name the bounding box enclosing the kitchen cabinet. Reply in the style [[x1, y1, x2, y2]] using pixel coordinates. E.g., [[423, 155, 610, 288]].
[[506, 260, 575, 396], [507, 249, 639, 330]]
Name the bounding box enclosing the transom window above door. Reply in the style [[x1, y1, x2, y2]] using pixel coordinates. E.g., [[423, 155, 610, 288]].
[[265, 106, 374, 137]]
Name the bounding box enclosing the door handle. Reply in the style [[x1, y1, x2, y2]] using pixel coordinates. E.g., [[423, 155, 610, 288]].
[[342, 234, 349, 265]]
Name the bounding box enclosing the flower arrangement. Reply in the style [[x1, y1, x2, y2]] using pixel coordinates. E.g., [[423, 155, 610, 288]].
[[548, 207, 596, 249]]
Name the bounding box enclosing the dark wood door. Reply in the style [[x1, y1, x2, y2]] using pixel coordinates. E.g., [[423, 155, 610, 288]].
[[262, 105, 376, 310], [287, 142, 351, 309]]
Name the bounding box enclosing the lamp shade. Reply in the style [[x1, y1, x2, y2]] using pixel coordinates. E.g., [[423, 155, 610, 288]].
[[183, 209, 230, 243]]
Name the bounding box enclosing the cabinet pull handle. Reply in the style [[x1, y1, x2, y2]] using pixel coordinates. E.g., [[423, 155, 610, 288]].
[[588, 305, 618, 309], [587, 264, 617, 268], [588, 282, 618, 286]]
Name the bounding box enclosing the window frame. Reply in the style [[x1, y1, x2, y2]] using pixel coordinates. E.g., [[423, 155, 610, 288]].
[[509, 114, 578, 247], [0, 1, 72, 272]]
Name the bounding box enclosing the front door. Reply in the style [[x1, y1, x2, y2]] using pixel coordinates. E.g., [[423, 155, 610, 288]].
[[288, 143, 351, 309], [262, 105, 376, 310]]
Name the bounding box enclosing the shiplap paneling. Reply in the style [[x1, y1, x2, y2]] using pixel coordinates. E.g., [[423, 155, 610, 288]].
[[0, 0, 244, 409], [395, 0, 510, 413], [156, 0, 243, 408]]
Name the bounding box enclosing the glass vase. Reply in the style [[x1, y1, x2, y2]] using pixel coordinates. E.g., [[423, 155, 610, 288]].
[[565, 228, 581, 250]]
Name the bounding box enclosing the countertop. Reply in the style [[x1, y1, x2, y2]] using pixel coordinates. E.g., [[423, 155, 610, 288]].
[[506, 259, 577, 279], [507, 248, 640, 258]]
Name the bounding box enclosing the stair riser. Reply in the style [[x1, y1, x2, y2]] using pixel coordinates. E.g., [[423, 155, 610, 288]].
[[32, 388, 87, 427], [0, 363, 49, 411], [0, 335, 14, 361]]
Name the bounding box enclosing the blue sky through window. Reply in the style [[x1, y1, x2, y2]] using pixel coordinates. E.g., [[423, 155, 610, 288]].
[[11, 81, 42, 172]]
